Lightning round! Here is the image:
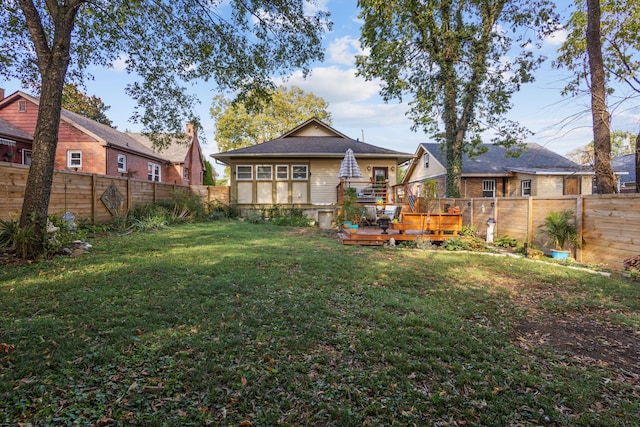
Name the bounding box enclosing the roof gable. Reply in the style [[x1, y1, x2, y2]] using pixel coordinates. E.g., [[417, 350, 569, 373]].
[[1, 91, 166, 162], [213, 119, 413, 164], [279, 118, 351, 139]]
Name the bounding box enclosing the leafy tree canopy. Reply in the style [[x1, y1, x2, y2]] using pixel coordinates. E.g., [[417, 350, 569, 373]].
[[61, 83, 113, 127], [211, 85, 331, 153], [356, 0, 559, 197], [0, 0, 330, 259], [566, 130, 635, 165], [555, 0, 640, 97]]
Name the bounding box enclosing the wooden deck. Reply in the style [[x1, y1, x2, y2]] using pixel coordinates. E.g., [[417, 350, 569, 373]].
[[339, 226, 459, 246], [339, 213, 463, 246]]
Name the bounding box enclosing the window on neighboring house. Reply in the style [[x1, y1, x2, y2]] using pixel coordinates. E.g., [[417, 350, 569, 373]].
[[482, 179, 495, 197], [256, 165, 272, 180], [276, 165, 288, 180], [236, 165, 252, 180], [117, 154, 127, 172], [183, 167, 189, 181], [424, 153, 430, 169], [292, 165, 308, 180], [521, 179, 531, 196], [18, 100, 27, 112], [147, 162, 161, 181], [22, 149, 32, 165], [67, 150, 82, 168]]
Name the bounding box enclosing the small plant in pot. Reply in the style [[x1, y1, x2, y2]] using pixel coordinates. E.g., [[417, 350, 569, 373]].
[[539, 210, 581, 259]]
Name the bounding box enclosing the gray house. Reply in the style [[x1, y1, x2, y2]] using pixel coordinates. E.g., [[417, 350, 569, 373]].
[[403, 142, 594, 197], [612, 154, 636, 193]]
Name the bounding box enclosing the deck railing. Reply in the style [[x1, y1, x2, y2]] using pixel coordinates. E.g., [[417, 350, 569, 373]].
[[336, 179, 391, 205]]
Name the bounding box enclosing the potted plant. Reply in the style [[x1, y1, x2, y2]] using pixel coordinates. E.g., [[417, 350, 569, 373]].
[[339, 187, 360, 227], [539, 210, 581, 259]]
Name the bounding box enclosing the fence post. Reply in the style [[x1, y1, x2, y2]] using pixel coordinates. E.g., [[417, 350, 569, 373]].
[[527, 196, 534, 246], [576, 195, 583, 263], [92, 174, 98, 223]]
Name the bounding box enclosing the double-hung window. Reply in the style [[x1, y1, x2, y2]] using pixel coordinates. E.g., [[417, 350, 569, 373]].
[[292, 165, 308, 180], [236, 165, 252, 180], [276, 165, 288, 180], [117, 154, 127, 172], [482, 179, 495, 197], [67, 150, 82, 168], [256, 165, 273, 180], [521, 180, 531, 196], [148, 162, 161, 181], [183, 167, 189, 181]]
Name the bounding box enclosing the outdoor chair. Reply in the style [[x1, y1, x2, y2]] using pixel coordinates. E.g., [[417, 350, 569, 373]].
[[361, 206, 378, 227]]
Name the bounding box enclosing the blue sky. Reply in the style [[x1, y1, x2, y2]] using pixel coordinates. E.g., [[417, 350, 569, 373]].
[[2, 0, 639, 169]]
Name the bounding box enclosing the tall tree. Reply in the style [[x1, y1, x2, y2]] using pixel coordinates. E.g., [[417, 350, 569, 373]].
[[586, 0, 616, 193], [556, 0, 640, 193], [61, 83, 113, 126], [0, 1, 329, 258], [356, 0, 558, 197], [211, 85, 332, 153]]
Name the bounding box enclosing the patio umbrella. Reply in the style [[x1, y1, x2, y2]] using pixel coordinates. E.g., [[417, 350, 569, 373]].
[[338, 149, 363, 184]]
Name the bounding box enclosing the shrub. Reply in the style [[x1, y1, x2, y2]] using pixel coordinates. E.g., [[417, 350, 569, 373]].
[[0, 218, 19, 249], [494, 235, 518, 247]]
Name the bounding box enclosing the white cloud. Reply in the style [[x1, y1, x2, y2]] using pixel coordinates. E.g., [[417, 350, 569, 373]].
[[327, 35, 363, 66], [544, 28, 568, 47], [111, 54, 129, 72], [284, 65, 381, 103]]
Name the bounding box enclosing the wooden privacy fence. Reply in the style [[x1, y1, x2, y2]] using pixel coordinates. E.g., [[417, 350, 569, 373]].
[[432, 195, 640, 271], [1, 163, 193, 223]]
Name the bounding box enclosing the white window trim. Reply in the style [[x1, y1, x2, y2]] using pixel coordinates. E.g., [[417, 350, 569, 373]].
[[482, 179, 496, 197], [236, 165, 252, 180], [424, 153, 430, 169], [117, 154, 127, 172], [276, 165, 288, 180], [148, 162, 161, 182], [18, 100, 27, 112], [183, 167, 189, 181], [292, 164, 308, 180], [256, 165, 273, 181], [521, 179, 531, 196], [67, 150, 82, 168], [22, 149, 32, 165]]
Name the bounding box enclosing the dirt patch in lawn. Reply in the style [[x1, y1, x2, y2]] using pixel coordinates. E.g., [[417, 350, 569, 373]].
[[512, 313, 640, 375]]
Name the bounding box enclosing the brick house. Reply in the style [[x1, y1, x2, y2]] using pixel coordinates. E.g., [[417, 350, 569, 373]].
[[0, 89, 204, 185], [0, 115, 33, 165]]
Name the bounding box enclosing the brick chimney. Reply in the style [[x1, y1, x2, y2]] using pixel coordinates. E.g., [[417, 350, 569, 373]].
[[0, 88, 4, 100], [186, 122, 197, 139]]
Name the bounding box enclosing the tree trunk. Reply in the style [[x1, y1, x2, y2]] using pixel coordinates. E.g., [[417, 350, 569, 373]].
[[18, 0, 78, 258], [586, 0, 617, 194]]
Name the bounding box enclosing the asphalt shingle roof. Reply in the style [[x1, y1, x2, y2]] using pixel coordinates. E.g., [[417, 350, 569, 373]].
[[421, 142, 584, 175], [612, 153, 636, 185], [127, 133, 192, 163], [215, 136, 412, 159], [0, 117, 32, 141]]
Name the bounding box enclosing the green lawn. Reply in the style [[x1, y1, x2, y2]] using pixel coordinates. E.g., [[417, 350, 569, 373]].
[[1, 221, 639, 426]]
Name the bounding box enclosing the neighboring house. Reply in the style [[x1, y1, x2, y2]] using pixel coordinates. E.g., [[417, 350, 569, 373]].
[[612, 154, 636, 193], [0, 89, 203, 185], [403, 142, 595, 198], [211, 118, 413, 221], [127, 123, 205, 185], [0, 116, 33, 165]]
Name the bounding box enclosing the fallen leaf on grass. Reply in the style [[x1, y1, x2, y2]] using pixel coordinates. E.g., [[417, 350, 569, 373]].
[[0, 343, 16, 353]]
